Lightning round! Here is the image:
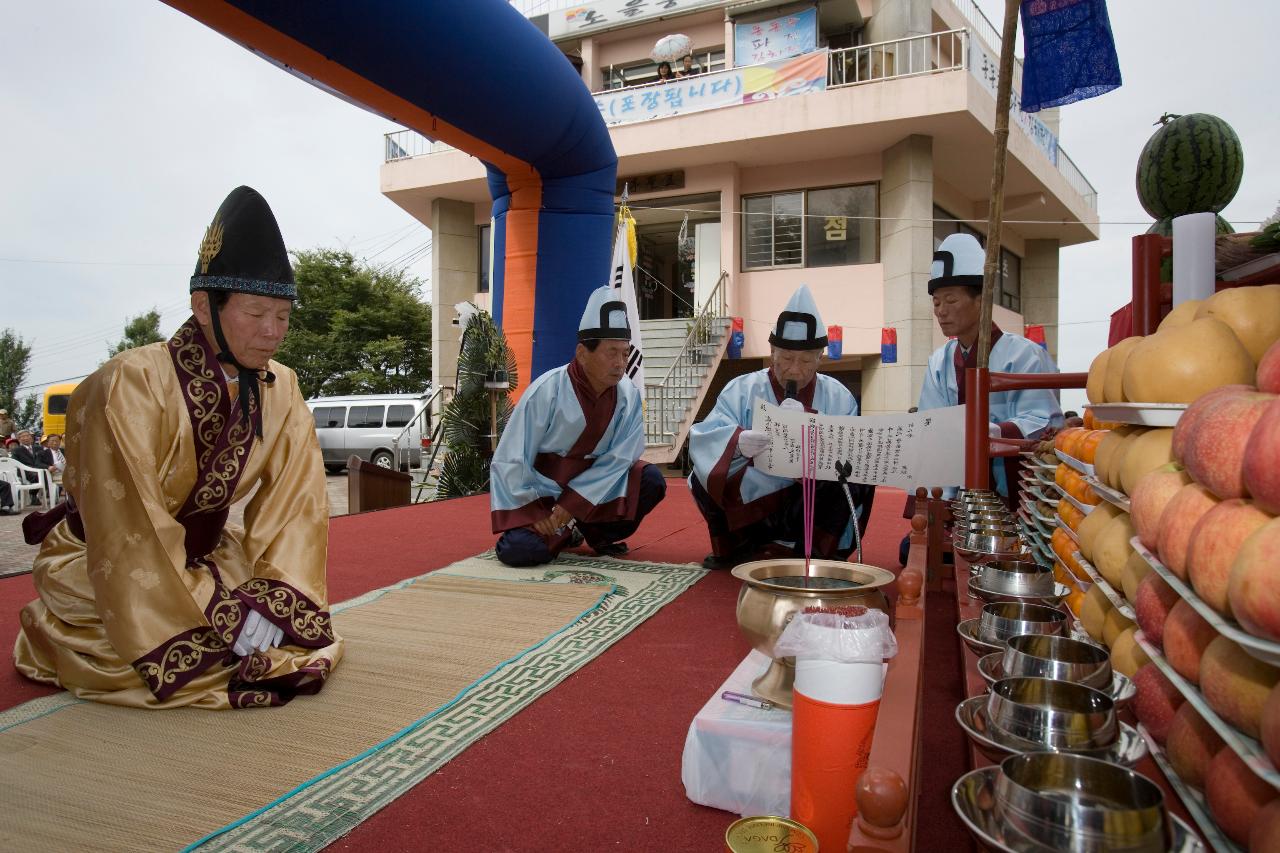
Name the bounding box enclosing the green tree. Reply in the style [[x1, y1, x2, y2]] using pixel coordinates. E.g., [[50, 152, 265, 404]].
[[0, 329, 38, 431], [106, 309, 166, 360], [0, 329, 32, 415], [434, 310, 516, 499], [275, 249, 432, 398]]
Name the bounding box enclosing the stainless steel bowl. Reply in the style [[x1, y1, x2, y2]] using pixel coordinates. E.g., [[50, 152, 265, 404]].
[[994, 752, 1170, 852], [975, 561, 1056, 597], [977, 602, 1067, 645], [1002, 634, 1113, 690], [959, 531, 1026, 555], [987, 677, 1117, 752]]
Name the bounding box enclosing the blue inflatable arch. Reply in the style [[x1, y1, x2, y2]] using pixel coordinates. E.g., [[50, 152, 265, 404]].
[[161, 0, 618, 394]]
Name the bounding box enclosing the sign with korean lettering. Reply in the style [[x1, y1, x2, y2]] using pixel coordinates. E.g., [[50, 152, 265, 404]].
[[549, 0, 721, 39], [733, 7, 818, 66], [967, 39, 1060, 166], [594, 51, 827, 127], [750, 400, 967, 489]]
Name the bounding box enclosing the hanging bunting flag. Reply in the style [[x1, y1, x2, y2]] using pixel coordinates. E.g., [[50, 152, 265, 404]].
[[727, 317, 744, 359], [827, 325, 843, 360], [1019, 0, 1122, 113], [609, 209, 646, 398], [1025, 324, 1048, 348], [880, 328, 897, 364]]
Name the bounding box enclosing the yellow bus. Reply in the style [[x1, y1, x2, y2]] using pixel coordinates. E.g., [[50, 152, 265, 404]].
[[42, 382, 81, 438]]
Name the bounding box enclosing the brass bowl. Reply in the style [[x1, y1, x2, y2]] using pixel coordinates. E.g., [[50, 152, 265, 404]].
[[732, 558, 896, 709]]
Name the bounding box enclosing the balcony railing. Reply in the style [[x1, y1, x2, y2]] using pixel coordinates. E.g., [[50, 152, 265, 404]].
[[1055, 147, 1098, 212], [828, 29, 967, 87], [381, 27, 1097, 212]]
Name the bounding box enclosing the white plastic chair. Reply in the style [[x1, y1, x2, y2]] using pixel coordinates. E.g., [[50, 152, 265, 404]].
[[0, 458, 50, 509]]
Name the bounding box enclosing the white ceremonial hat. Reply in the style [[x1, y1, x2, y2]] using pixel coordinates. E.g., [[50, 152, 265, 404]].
[[578, 285, 630, 341], [768, 284, 827, 351], [929, 233, 986, 295]]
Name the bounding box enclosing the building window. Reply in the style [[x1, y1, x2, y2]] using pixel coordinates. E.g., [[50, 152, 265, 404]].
[[743, 185, 878, 270], [932, 204, 981, 250], [933, 205, 1021, 312], [744, 192, 803, 268], [478, 223, 491, 294], [1000, 248, 1021, 312]]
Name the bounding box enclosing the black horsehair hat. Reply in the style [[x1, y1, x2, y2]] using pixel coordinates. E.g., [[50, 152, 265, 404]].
[[190, 186, 296, 300]]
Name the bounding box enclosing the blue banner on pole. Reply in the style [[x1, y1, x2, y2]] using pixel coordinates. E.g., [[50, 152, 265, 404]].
[[1019, 0, 1121, 113]]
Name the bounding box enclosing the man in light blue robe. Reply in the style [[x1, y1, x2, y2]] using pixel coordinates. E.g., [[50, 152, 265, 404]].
[[490, 286, 666, 567], [917, 232, 1064, 507], [688, 285, 869, 570]]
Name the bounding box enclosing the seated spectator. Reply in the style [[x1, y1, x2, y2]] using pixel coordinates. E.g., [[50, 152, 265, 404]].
[[11, 429, 52, 484], [656, 61, 674, 83], [42, 434, 66, 476]]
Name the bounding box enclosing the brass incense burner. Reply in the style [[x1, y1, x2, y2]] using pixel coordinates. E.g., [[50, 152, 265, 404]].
[[732, 558, 896, 709]]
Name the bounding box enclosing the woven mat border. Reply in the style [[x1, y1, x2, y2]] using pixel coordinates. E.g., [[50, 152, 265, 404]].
[[190, 552, 704, 852]]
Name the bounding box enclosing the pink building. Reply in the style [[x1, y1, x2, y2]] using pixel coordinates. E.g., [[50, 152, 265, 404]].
[[381, 0, 1098, 462]]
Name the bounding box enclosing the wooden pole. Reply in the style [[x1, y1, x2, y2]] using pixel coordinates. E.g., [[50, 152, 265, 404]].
[[977, 0, 1021, 368]]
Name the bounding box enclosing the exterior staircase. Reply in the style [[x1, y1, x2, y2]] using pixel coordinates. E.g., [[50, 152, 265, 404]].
[[640, 272, 730, 465]]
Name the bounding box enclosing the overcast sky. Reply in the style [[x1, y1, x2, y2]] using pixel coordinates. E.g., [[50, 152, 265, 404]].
[[3, 1, 1276, 414]]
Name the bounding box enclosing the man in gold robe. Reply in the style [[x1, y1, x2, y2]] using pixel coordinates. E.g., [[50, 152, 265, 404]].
[[13, 186, 343, 709]]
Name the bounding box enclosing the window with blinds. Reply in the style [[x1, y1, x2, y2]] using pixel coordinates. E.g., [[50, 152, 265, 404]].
[[743, 185, 877, 270]]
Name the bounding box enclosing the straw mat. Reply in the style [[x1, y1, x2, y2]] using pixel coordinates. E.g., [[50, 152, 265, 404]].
[[0, 553, 702, 852]]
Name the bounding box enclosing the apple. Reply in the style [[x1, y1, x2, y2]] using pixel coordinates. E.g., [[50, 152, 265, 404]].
[[1244, 397, 1280, 514], [1185, 499, 1272, 618], [1205, 748, 1279, 846], [1251, 800, 1280, 853], [1132, 663, 1184, 744], [1227, 517, 1280, 642], [1259, 339, 1280, 394], [1171, 384, 1253, 464], [1163, 599, 1219, 686], [1155, 483, 1221, 580], [1133, 573, 1180, 649], [1262, 684, 1280, 769], [1200, 635, 1280, 740], [1166, 703, 1224, 790], [1129, 464, 1192, 550], [1180, 391, 1274, 499]]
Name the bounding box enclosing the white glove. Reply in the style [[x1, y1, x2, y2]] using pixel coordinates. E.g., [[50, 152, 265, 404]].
[[737, 430, 771, 458], [988, 423, 1002, 438], [779, 398, 804, 412], [233, 609, 285, 656]]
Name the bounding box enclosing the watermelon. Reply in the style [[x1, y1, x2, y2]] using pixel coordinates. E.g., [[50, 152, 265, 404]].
[[1136, 113, 1243, 219], [1146, 215, 1235, 236]]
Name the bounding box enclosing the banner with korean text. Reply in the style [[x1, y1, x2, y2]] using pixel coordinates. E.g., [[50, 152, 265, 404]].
[[593, 51, 827, 127], [734, 7, 818, 66]]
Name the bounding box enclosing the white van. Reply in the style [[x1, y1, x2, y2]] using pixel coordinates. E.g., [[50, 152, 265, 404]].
[[306, 391, 433, 472]]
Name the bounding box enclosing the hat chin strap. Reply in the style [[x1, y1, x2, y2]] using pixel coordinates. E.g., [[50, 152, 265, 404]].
[[208, 300, 275, 438]]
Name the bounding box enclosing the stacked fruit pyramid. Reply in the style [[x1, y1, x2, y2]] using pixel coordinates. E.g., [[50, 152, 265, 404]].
[[1055, 286, 1280, 850]]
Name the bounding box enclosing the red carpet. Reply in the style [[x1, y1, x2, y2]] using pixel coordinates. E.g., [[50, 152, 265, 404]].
[[1, 483, 972, 851]]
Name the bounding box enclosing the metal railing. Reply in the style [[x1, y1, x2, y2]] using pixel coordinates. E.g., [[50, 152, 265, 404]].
[[385, 130, 454, 161], [644, 270, 728, 445], [1055, 147, 1099, 212], [391, 385, 454, 471], [828, 29, 966, 88]]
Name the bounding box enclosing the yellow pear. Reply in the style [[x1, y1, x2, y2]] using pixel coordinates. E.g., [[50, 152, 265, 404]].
[[1123, 318, 1255, 403]]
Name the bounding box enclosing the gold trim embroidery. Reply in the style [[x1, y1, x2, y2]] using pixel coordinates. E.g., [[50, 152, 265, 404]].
[[199, 218, 224, 274]]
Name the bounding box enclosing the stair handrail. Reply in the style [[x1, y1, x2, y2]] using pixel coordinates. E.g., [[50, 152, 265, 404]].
[[392, 384, 454, 470], [643, 271, 729, 444]]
